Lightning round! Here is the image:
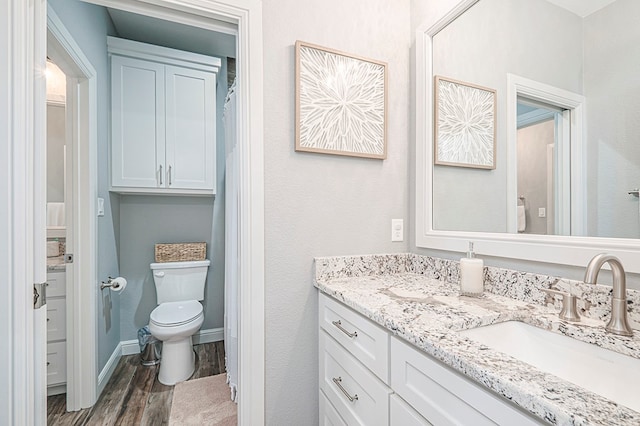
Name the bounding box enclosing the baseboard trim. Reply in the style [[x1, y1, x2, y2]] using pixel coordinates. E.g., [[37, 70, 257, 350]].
[[47, 383, 66, 397], [97, 342, 122, 396], [193, 327, 224, 345], [120, 327, 224, 356]]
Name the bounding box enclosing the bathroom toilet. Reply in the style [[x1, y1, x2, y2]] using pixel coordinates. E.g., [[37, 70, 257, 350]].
[[149, 260, 210, 385]]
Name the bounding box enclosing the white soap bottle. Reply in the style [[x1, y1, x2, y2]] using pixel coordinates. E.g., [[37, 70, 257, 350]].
[[460, 242, 484, 296]]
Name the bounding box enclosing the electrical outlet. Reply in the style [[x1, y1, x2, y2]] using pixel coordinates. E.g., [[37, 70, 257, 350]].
[[391, 219, 403, 242]]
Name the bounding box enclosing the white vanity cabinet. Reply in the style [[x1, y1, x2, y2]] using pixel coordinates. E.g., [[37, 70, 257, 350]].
[[46, 271, 67, 395], [108, 37, 220, 195], [319, 294, 392, 425], [318, 293, 544, 425]]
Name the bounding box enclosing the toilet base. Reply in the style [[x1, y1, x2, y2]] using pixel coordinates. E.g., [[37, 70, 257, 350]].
[[157, 336, 195, 386]]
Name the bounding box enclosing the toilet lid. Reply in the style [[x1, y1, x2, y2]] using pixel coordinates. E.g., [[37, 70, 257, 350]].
[[150, 300, 203, 326]]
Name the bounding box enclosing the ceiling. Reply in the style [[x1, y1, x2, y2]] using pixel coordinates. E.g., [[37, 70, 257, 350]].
[[106, 8, 236, 59], [545, 0, 617, 17]]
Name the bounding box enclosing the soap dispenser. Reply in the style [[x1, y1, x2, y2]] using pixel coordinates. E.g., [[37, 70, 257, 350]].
[[460, 242, 484, 296]]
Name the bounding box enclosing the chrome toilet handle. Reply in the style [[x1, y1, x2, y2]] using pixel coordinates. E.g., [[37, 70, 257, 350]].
[[154, 272, 165, 277]]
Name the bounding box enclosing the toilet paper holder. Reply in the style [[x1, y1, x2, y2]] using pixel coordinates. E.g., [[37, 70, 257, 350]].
[[101, 276, 126, 291], [101, 277, 116, 290]]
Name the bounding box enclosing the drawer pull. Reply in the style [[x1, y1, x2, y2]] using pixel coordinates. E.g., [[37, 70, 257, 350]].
[[332, 320, 357, 338], [332, 377, 358, 402]]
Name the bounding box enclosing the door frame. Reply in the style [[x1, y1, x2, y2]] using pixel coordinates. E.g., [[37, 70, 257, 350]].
[[47, 6, 99, 410], [506, 73, 585, 236]]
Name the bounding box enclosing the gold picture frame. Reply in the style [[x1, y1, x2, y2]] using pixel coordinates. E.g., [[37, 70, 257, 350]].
[[295, 41, 388, 159], [434, 76, 497, 169]]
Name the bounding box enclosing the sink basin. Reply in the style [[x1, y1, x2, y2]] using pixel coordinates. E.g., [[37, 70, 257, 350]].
[[459, 321, 640, 412]]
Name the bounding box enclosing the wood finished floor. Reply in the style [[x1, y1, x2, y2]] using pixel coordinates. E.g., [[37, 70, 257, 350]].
[[47, 341, 226, 426]]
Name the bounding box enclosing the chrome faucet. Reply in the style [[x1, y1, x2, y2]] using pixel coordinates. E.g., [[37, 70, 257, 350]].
[[584, 254, 633, 336]]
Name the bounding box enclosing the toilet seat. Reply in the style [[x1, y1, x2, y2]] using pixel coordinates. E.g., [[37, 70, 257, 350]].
[[150, 300, 203, 327]]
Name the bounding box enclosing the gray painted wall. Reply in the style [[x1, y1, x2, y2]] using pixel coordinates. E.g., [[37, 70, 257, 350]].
[[431, 0, 582, 233], [46, 104, 65, 203], [584, 0, 640, 239], [48, 0, 121, 374], [263, 0, 411, 422]]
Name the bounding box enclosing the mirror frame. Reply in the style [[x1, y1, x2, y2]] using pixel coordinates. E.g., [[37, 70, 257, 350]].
[[415, 0, 640, 273]]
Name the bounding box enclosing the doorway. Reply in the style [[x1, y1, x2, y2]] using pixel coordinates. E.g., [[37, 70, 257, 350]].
[[516, 98, 566, 236], [507, 73, 585, 236], [47, 7, 100, 410], [41, 0, 263, 423]]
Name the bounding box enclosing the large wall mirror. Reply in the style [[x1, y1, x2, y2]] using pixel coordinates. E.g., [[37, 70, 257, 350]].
[[415, 0, 640, 273]]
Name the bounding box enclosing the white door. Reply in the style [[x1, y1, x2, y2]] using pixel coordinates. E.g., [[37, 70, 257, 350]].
[[111, 55, 165, 189], [165, 65, 216, 191]]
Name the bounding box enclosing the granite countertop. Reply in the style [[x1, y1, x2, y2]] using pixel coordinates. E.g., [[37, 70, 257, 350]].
[[314, 254, 640, 426]]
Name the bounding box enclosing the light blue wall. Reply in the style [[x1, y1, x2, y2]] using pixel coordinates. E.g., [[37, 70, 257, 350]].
[[48, 0, 121, 373]]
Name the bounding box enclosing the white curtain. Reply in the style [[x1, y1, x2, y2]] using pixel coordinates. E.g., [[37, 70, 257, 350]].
[[223, 80, 239, 402]]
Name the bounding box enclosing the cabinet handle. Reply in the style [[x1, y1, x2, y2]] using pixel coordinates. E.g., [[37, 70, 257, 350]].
[[332, 320, 357, 338], [47, 318, 50, 322], [47, 362, 50, 366], [159, 165, 163, 185], [168, 165, 172, 186], [332, 377, 358, 402]]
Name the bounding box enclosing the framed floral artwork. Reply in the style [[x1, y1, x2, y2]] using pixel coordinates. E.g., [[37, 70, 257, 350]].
[[434, 76, 496, 169], [295, 41, 387, 159]]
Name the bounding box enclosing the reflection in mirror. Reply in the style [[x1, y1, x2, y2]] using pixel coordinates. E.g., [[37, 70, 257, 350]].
[[431, 0, 640, 239], [517, 98, 567, 236]]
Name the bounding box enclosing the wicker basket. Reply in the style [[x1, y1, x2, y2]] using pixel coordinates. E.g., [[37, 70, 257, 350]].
[[154, 242, 206, 263]]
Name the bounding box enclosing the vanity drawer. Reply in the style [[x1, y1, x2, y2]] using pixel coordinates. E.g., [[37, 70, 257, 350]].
[[46, 298, 66, 342], [319, 293, 390, 383], [46, 271, 66, 298], [390, 337, 542, 426], [47, 342, 67, 386], [320, 330, 392, 426], [320, 389, 348, 426], [390, 394, 432, 426]]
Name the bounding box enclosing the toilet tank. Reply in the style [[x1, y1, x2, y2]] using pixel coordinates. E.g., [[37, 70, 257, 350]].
[[150, 260, 210, 304]]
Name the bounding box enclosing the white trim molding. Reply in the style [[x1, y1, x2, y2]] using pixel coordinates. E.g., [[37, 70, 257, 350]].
[[506, 74, 586, 236], [415, 0, 640, 273], [1, 0, 45, 423], [97, 343, 122, 396]]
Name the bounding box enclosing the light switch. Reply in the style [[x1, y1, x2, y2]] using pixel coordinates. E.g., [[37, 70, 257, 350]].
[[538, 207, 546, 218], [391, 219, 403, 242], [97, 198, 105, 217]]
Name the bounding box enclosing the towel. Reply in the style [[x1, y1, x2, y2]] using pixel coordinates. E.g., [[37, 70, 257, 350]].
[[517, 205, 526, 232], [47, 202, 65, 227]]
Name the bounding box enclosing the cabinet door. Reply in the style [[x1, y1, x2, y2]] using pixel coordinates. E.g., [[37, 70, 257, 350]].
[[165, 65, 216, 191], [111, 55, 165, 188]]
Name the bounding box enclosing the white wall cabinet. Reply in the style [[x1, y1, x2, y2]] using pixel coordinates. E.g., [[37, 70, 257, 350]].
[[318, 293, 544, 425], [108, 37, 220, 195]]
